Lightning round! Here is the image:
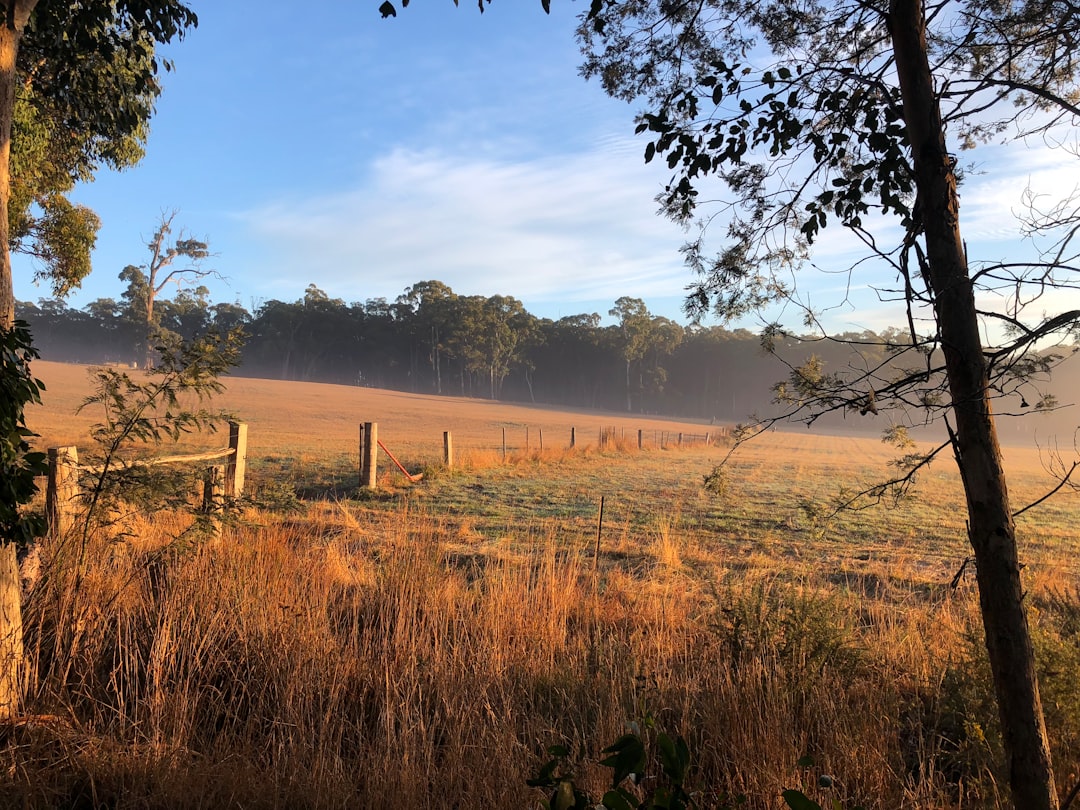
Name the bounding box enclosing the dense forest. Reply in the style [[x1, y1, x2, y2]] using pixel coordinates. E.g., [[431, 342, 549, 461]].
[[16, 278, 1079, 440]]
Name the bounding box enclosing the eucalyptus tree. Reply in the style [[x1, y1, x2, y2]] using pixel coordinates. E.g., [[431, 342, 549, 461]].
[[383, 0, 1080, 805], [1, 1, 199, 324], [120, 212, 214, 368], [452, 294, 536, 399], [641, 315, 684, 411], [609, 296, 653, 411], [397, 280, 459, 394]]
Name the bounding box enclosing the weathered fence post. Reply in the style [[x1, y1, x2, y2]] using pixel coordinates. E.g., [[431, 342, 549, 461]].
[[203, 464, 225, 512], [539, 428, 544, 451], [678, 432, 683, 446], [525, 426, 530, 450], [570, 427, 576, 448], [224, 422, 247, 499], [502, 427, 507, 461], [361, 422, 378, 490], [203, 464, 226, 542], [46, 446, 79, 538], [638, 429, 643, 450], [443, 431, 454, 468], [358, 423, 365, 483]]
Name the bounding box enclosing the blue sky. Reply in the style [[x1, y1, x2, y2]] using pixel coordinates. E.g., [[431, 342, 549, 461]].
[[13, 1, 1080, 333]]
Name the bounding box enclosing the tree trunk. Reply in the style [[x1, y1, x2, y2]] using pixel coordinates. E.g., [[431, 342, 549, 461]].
[[143, 290, 155, 369], [0, 19, 17, 328], [0, 544, 23, 717], [433, 325, 442, 395], [890, 1, 1058, 807], [0, 0, 39, 723]]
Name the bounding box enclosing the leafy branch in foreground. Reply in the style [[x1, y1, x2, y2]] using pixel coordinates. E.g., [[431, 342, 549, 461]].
[[74, 327, 244, 535], [0, 320, 47, 549]]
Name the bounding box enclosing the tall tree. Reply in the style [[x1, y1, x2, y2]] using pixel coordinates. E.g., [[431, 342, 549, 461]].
[[0, 0, 197, 719], [120, 211, 213, 368], [609, 296, 654, 412], [397, 280, 458, 394], [386, 1, 1080, 806], [452, 294, 535, 399]]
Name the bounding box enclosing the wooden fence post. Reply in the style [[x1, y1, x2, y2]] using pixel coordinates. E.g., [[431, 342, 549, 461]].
[[225, 422, 247, 499], [361, 422, 378, 490], [443, 431, 454, 468], [203, 464, 225, 512], [570, 427, 576, 448], [502, 427, 507, 461], [638, 429, 643, 450], [358, 423, 365, 484], [46, 446, 79, 537]]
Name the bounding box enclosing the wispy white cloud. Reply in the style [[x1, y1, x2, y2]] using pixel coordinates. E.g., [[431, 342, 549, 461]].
[[959, 141, 1080, 243], [234, 144, 693, 314]]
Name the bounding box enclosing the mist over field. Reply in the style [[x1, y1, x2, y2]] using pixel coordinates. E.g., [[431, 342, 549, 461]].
[[17, 289, 1080, 447]]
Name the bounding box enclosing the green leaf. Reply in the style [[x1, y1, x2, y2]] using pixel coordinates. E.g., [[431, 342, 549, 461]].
[[600, 733, 646, 786], [601, 789, 636, 810], [526, 758, 559, 787], [782, 789, 822, 810], [657, 732, 687, 781]]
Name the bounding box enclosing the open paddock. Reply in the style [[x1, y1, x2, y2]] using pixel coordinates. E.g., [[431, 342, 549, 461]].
[[9, 360, 1080, 809]]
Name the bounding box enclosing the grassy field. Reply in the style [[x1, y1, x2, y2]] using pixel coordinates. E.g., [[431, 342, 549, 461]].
[[9, 361, 1080, 808]]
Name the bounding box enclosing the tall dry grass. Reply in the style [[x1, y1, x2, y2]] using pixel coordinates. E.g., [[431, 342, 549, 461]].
[[5, 499, 1071, 809]]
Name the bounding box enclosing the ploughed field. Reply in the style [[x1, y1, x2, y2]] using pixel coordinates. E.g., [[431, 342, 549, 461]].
[[11, 360, 1080, 809]]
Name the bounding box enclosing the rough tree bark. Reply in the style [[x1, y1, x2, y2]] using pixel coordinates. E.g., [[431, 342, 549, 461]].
[[889, 0, 1058, 806]]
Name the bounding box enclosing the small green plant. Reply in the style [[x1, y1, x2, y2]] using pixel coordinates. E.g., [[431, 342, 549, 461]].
[[40, 329, 245, 684], [0, 321, 48, 547], [781, 756, 865, 810], [76, 328, 244, 532], [528, 723, 873, 810], [528, 713, 712, 810]]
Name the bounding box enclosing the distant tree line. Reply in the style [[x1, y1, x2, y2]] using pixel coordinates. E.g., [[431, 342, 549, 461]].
[[16, 278, 1075, 435]]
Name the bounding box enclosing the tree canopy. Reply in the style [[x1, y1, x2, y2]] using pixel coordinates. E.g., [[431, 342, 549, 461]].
[[0, 0, 199, 326]]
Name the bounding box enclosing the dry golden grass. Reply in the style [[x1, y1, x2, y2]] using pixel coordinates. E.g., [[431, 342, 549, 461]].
[[7, 361, 1080, 808], [25, 361, 725, 461], [6, 513, 1003, 809]]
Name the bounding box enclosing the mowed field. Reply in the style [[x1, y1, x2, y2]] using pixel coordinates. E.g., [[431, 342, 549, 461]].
[[11, 360, 1080, 809]]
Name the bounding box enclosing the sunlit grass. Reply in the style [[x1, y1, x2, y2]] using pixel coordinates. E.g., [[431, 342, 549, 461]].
[[10, 361, 1080, 808]]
